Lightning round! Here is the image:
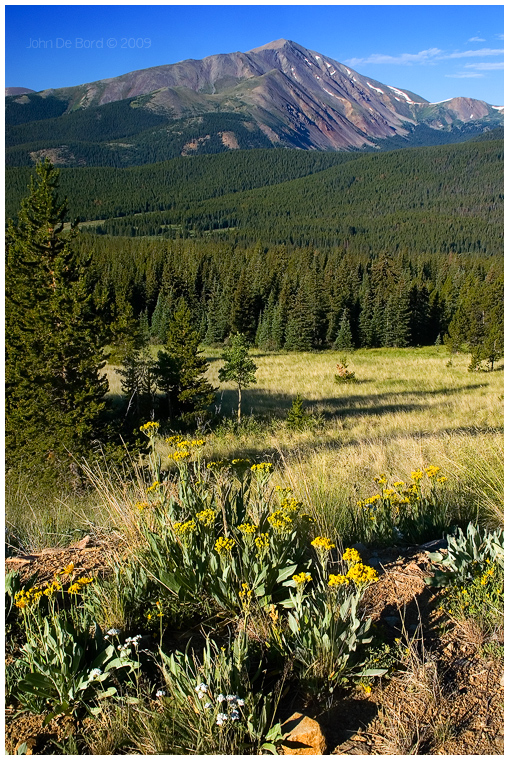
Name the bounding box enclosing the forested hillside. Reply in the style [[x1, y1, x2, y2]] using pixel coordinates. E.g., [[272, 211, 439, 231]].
[[75, 231, 503, 355], [6, 138, 503, 253], [5, 149, 359, 221]]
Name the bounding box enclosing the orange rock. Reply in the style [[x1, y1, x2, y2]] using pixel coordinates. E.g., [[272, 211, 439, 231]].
[[281, 712, 327, 755]]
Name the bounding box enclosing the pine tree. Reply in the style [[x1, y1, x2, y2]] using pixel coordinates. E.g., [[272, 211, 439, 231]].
[[6, 159, 108, 471], [157, 297, 216, 425], [218, 333, 257, 423], [284, 285, 314, 352], [334, 308, 354, 351]]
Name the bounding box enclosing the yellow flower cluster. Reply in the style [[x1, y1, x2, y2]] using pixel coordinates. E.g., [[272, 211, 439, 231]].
[[251, 462, 274, 474], [136, 501, 151, 511], [255, 533, 270, 553], [206, 460, 229, 471], [147, 481, 161, 493], [15, 578, 63, 609], [231, 458, 251, 469], [425, 465, 440, 478], [268, 510, 294, 534], [374, 474, 388, 486], [215, 536, 235, 556], [238, 523, 257, 534], [411, 470, 424, 482], [328, 573, 349, 587], [280, 496, 302, 514], [311, 536, 335, 552], [346, 563, 378, 586], [140, 421, 160, 436], [196, 509, 216, 527], [67, 577, 94, 594], [173, 519, 197, 536], [14, 563, 95, 609], [292, 572, 312, 586], [342, 548, 362, 564], [171, 449, 192, 462]]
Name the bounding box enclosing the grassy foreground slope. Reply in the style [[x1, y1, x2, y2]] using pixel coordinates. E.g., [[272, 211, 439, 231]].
[[8, 346, 502, 552]]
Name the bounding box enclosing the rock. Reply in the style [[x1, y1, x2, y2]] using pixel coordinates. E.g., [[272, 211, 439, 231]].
[[282, 713, 327, 755], [366, 557, 382, 569], [420, 538, 448, 551]]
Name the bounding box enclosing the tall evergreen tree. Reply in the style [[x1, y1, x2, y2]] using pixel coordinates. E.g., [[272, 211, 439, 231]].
[[284, 285, 314, 352], [334, 308, 354, 351], [157, 297, 216, 425], [6, 160, 108, 471]]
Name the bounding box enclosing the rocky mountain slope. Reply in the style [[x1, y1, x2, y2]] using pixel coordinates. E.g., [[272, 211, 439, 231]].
[[6, 39, 503, 165]]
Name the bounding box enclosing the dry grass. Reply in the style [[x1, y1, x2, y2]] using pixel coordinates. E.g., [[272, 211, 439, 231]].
[[373, 627, 457, 754], [8, 346, 502, 550]]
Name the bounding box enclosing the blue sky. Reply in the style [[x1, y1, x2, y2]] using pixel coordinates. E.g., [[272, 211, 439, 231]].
[[5, 4, 504, 105]]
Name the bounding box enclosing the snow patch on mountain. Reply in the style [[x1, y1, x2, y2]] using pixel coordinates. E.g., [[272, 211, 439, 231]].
[[388, 85, 415, 104]]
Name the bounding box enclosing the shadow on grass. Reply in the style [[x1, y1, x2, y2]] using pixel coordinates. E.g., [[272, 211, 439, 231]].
[[212, 383, 490, 421]]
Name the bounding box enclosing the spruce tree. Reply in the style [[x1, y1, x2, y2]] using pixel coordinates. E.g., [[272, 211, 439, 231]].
[[157, 297, 216, 425], [334, 308, 354, 351], [6, 159, 108, 471]]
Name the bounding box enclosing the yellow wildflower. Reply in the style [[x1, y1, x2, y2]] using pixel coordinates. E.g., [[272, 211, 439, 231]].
[[328, 573, 349, 587], [255, 533, 270, 553], [292, 572, 312, 586], [251, 462, 274, 474], [172, 449, 191, 462], [136, 501, 151, 511], [238, 523, 257, 534], [346, 563, 378, 586], [374, 474, 388, 486], [140, 421, 159, 435], [411, 470, 424, 482], [215, 536, 235, 556], [311, 536, 335, 552], [425, 465, 441, 478], [268, 510, 293, 534], [342, 548, 362, 564], [196, 509, 216, 527], [60, 562, 75, 575], [173, 520, 197, 536]]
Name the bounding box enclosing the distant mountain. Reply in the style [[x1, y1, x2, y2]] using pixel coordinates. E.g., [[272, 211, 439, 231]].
[[5, 87, 35, 96], [5, 39, 503, 166]]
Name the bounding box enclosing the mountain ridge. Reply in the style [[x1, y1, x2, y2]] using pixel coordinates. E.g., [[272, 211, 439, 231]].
[[5, 39, 503, 166]]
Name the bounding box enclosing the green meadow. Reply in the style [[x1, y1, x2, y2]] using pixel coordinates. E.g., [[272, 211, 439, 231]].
[[7, 346, 503, 551]]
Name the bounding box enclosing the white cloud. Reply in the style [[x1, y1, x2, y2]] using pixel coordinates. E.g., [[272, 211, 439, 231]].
[[469, 37, 486, 42], [465, 62, 504, 71], [345, 48, 442, 66], [445, 72, 484, 79], [345, 47, 503, 68], [445, 48, 504, 59]]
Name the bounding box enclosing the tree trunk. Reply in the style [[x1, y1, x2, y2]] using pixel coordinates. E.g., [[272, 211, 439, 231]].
[[237, 384, 242, 423]]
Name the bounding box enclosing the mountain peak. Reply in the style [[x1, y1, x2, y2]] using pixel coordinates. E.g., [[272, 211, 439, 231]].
[[248, 39, 296, 53]]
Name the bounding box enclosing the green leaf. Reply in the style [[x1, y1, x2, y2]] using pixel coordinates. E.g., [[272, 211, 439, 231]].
[[276, 564, 298, 584]]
